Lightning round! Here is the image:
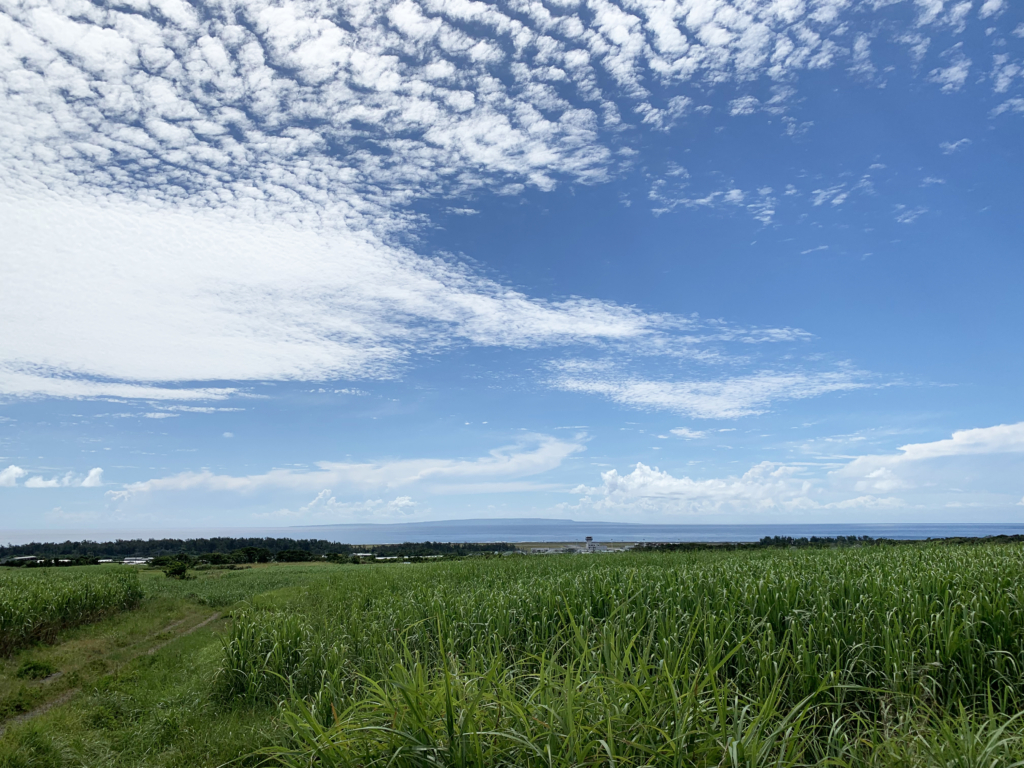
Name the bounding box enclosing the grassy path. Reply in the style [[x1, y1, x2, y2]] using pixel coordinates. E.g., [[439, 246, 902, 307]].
[[0, 610, 224, 738], [0, 563, 345, 767]]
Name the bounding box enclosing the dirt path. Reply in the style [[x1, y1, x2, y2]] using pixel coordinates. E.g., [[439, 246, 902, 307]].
[[0, 688, 80, 736], [0, 611, 222, 738], [145, 612, 221, 656]]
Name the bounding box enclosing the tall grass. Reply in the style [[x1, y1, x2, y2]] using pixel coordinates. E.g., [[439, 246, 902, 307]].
[[219, 546, 1024, 766], [0, 567, 144, 655], [140, 562, 342, 607]]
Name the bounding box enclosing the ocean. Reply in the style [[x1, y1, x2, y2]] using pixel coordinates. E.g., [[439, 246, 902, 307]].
[[2, 519, 1021, 546]]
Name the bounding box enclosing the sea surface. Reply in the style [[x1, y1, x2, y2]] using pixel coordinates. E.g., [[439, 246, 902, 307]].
[[2, 519, 1022, 546]]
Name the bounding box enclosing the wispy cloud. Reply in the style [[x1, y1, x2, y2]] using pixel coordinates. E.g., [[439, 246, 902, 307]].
[[991, 97, 1024, 117], [118, 434, 582, 496], [670, 427, 707, 439], [895, 205, 928, 224], [548, 360, 868, 419], [1, 197, 659, 397], [940, 138, 972, 154], [263, 491, 420, 520]]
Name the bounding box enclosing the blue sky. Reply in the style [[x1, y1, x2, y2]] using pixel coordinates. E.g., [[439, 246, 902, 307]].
[[1, 0, 1021, 531]]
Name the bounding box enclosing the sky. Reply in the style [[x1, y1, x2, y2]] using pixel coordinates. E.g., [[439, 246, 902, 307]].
[[0, 0, 1022, 532]]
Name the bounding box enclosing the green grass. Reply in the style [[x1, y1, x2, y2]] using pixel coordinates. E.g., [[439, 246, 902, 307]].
[[138, 561, 345, 607], [219, 545, 1024, 767], [0, 567, 144, 655], [0, 562, 352, 766], [0, 611, 279, 768]]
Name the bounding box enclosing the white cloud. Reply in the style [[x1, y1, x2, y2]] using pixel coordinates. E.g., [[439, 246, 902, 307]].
[[0, 0, 929, 245], [729, 96, 761, 116], [0, 0, 988, 410], [120, 433, 582, 495], [895, 205, 928, 224], [863, 422, 1024, 463], [549, 362, 867, 419], [823, 495, 905, 509], [979, 0, 1005, 19], [990, 54, 1022, 93], [21, 467, 105, 488], [161, 406, 246, 413], [572, 460, 816, 515], [0, 465, 27, 487], [0, 365, 240, 401], [0, 194, 659, 397], [832, 422, 1024, 492], [929, 49, 972, 92], [670, 427, 707, 439], [24, 472, 76, 488], [570, 423, 1024, 517], [80, 468, 104, 487], [940, 138, 972, 153], [266, 490, 419, 519], [991, 98, 1024, 116], [848, 33, 875, 78]]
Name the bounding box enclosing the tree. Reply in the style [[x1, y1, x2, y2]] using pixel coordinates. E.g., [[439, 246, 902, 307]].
[[231, 547, 272, 563], [164, 560, 190, 579], [275, 549, 314, 562]]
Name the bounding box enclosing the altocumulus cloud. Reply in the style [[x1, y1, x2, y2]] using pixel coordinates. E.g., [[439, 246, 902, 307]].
[[1, 0, 1012, 406]]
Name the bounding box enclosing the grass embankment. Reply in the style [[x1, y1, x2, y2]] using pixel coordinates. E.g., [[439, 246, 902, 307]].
[[221, 546, 1024, 766], [0, 567, 144, 656]]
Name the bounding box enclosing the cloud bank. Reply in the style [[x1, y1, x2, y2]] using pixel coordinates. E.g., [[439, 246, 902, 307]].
[[571, 423, 1024, 516]]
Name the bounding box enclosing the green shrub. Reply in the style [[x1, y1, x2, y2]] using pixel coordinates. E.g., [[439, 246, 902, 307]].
[[163, 561, 191, 580]]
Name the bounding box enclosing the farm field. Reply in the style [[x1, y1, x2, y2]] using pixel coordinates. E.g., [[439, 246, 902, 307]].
[[1, 544, 1023, 766], [0, 567, 144, 656]]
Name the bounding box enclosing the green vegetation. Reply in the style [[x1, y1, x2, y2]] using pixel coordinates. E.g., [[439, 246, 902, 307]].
[[0, 562, 346, 765], [0, 537, 517, 562], [223, 545, 1024, 766], [139, 562, 343, 607], [0, 567, 143, 655], [1, 545, 1023, 767]]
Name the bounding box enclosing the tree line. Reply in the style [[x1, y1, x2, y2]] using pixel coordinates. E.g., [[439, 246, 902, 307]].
[[0, 537, 517, 564]]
